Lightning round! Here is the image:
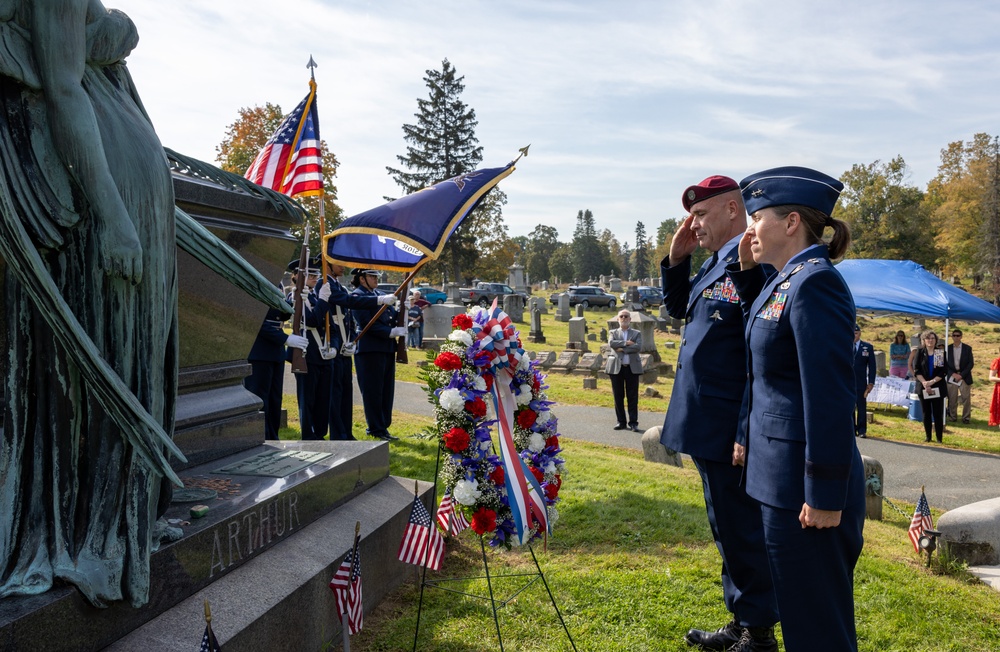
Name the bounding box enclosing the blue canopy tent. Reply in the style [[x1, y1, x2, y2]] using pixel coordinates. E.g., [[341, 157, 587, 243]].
[[835, 259, 1000, 325]]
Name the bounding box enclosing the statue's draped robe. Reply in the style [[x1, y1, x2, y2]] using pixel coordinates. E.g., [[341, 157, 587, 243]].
[[0, 5, 177, 607]]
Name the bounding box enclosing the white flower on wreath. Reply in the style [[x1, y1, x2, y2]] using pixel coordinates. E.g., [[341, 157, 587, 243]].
[[485, 399, 496, 421], [473, 376, 487, 392], [544, 460, 556, 475], [528, 432, 545, 453], [535, 409, 552, 425], [470, 306, 486, 320], [453, 478, 482, 506], [515, 384, 533, 405], [547, 506, 559, 527], [439, 388, 465, 413], [448, 330, 473, 346]]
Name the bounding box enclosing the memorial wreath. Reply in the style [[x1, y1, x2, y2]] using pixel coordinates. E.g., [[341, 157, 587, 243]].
[[424, 303, 565, 549]]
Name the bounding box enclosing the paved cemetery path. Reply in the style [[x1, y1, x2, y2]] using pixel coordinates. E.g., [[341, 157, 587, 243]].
[[387, 380, 1000, 513]]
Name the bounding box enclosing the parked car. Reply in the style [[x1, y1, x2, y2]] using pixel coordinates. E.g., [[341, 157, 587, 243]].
[[549, 285, 617, 309], [620, 285, 663, 309], [376, 282, 398, 295], [460, 282, 527, 307], [410, 287, 447, 304]]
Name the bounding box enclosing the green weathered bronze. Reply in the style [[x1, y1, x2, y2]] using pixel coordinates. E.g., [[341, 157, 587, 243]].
[[0, 0, 285, 608]]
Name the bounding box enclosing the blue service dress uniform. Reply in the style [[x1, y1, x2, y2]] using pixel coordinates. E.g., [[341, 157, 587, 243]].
[[660, 237, 778, 629], [321, 276, 379, 440], [729, 244, 865, 652], [245, 296, 293, 440], [351, 285, 399, 439], [853, 339, 876, 436], [293, 283, 333, 440]]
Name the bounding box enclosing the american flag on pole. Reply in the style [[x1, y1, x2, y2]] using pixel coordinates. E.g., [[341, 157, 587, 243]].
[[199, 623, 221, 652], [398, 493, 445, 570], [908, 490, 934, 552], [245, 80, 324, 198], [329, 539, 364, 635], [436, 492, 470, 536]]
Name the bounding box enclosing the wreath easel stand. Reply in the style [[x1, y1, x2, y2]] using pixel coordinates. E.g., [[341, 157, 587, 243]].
[[410, 448, 578, 652]]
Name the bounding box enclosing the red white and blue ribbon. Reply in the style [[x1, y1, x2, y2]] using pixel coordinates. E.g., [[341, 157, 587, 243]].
[[475, 299, 548, 544]]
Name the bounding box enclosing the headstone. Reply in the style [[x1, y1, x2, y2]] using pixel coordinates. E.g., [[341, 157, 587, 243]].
[[609, 277, 622, 293], [540, 280, 549, 291], [663, 341, 676, 349], [639, 353, 659, 383], [640, 426, 683, 467], [573, 352, 604, 375], [643, 386, 662, 398], [528, 295, 548, 314], [939, 497, 1000, 566], [567, 317, 589, 352], [861, 455, 883, 520], [445, 282, 463, 305], [502, 293, 525, 323], [534, 351, 556, 368], [874, 350, 887, 376], [422, 303, 466, 350], [599, 327, 608, 342], [528, 307, 546, 343], [508, 263, 528, 296], [551, 351, 580, 373], [586, 333, 597, 341], [625, 286, 643, 310], [575, 304, 585, 318], [582, 378, 598, 390], [599, 274, 608, 286], [555, 294, 571, 322]]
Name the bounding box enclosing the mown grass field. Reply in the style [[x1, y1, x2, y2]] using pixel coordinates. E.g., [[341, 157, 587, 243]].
[[280, 292, 1000, 651]]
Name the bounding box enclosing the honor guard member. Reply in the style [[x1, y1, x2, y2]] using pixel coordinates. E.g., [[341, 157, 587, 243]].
[[852, 324, 876, 438], [661, 176, 778, 652], [288, 256, 335, 440], [351, 269, 408, 441], [245, 278, 308, 440], [728, 167, 865, 652], [321, 262, 396, 440]]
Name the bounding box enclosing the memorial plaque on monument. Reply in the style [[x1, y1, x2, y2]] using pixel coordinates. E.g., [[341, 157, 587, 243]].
[[551, 351, 580, 373], [214, 449, 334, 477]]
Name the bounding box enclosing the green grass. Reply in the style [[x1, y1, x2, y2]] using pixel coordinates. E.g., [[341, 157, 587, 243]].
[[280, 304, 1000, 651]]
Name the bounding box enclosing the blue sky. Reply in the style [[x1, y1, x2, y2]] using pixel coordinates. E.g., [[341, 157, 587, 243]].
[[114, 0, 1000, 244]]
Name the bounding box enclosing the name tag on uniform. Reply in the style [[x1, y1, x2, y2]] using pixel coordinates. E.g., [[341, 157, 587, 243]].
[[702, 278, 740, 303], [756, 292, 788, 321]]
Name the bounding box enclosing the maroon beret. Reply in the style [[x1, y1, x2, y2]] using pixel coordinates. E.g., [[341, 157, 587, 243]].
[[681, 175, 740, 211]]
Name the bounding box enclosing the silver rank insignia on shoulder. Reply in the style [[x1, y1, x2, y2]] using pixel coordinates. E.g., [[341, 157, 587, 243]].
[[807, 258, 822, 264], [709, 310, 723, 321], [790, 263, 805, 275]]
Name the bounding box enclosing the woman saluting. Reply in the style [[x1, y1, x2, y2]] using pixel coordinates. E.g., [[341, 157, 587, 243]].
[[728, 167, 865, 652]]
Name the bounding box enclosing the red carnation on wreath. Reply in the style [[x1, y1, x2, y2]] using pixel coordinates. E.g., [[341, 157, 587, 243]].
[[484, 374, 495, 391], [529, 466, 545, 483], [470, 507, 497, 534], [452, 314, 473, 330], [516, 409, 537, 429], [489, 465, 505, 486], [434, 351, 463, 371], [443, 427, 471, 453], [465, 397, 487, 419], [545, 483, 559, 500], [545, 435, 560, 450]]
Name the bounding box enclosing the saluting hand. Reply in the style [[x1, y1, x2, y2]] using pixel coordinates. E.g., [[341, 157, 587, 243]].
[[799, 503, 842, 529], [738, 227, 757, 270], [668, 215, 698, 267]]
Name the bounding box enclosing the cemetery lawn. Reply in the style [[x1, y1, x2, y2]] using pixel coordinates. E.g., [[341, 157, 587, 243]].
[[337, 414, 1000, 652]]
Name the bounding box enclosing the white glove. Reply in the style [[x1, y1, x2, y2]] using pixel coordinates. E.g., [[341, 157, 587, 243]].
[[286, 334, 309, 351], [378, 294, 397, 306], [390, 326, 407, 338], [318, 282, 332, 302], [300, 291, 311, 304]]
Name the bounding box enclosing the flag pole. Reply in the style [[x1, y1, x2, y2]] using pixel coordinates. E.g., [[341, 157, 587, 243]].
[[352, 261, 429, 345], [341, 520, 360, 652], [306, 55, 335, 355]]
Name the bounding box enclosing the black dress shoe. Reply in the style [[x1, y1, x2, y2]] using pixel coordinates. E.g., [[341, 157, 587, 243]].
[[631, 425, 641, 432], [858, 433, 866, 438], [684, 618, 743, 650], [376, 433, 399, 441], [963, 417, 970, 424], [727, 627, 778, 652], [613, 423, 627, 430]]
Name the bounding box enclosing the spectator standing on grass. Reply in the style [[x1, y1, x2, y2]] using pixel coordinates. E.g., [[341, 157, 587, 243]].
[[407, 290, 430, 349], [889, 330, 911, 379], [989, 350, 1000, 427], [914, 330, 947, 443], [661, 175, 778, 652], [852, 324, 876, 438], [945, 329, 974, 424], [605, 310, 643, 433]]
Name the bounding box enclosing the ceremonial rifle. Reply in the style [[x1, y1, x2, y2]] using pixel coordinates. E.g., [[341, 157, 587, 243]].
[[290, 226, 310, 374], [395, 278, 409, 364]]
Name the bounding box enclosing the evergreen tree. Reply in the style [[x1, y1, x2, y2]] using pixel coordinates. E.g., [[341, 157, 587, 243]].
[[571, 209, 606, 282], [524, 224, 560, 282], [216, 102, 343, 250], [978, 137, 1000, 302], [387, 59, 505, 284], [620, 241, 633, 280], [633, 221, 650, 280]]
